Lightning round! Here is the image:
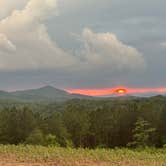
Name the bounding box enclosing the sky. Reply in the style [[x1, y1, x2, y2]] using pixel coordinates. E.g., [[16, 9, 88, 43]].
[[0, 0, 166, 95]]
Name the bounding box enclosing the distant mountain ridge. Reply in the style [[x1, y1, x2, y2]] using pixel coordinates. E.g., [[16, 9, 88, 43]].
[[0, 86, 162, 102], [0, 86, 93, 102]]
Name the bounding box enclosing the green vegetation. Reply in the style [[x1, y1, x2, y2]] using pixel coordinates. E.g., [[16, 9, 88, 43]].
[[0, 86, 92, 102], [0, 96, 166, 148], [0, 96, 166, 165], [128, 117, 156, 148], [0, 145, 166, 165]]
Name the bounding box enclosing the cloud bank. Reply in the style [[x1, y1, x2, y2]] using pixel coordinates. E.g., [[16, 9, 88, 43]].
[[0, 0, 27, 19], [81, 28, 145, 71], [0, 0, 76, 70], [0, 0, 145, 72]]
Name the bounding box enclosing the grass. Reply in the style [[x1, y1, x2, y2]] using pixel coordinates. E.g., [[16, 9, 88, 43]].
[[0, 145, 166, 165]]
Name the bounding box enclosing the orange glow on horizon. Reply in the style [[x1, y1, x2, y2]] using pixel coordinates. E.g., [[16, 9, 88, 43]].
[[66, 87, 166, 96], [115, 88, 127, 95]]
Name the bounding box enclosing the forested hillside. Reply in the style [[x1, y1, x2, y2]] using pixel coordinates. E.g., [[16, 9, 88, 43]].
[[0, 96, 166, 148], [0, 86, 93, 101]]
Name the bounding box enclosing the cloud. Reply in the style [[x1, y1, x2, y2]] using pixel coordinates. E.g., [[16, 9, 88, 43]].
[[0, 0, 28, 19], [161, 42, 166, 47], [0, 0, 145, 72], [0, 0, 76, 70], [0, 34, 16, 52], [80, 28, 146, 71], [57, 0, 107, 12]]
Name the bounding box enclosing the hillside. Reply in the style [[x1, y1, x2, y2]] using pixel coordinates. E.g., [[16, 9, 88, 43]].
[[0, 86, 93, 102]]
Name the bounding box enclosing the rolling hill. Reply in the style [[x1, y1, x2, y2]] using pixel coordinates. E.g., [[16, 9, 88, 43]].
[[0, 86, 93, 102]]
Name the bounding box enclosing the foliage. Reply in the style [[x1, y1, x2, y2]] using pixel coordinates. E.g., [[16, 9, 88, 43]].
[[44, 134, 60, 147], [25, 128, 45, 145], [0, 96, 166, 148], [1, 145, 166, 165], [128, 117, 156, 148], [0, 107, 36, 144]]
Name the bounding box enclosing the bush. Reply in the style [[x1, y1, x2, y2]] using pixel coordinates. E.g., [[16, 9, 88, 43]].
[[44, 134, 60, 147], [25, 129, 45, 145]]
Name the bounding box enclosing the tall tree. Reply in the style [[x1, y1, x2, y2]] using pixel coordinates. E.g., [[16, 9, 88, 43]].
[[0, 107, 36, 144], [128, 117, 156, 148]]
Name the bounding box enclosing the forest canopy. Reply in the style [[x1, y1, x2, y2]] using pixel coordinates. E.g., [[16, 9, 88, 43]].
[[0, 96, 166, 148]]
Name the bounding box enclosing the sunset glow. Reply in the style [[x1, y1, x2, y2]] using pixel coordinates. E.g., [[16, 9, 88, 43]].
[[66, 87, 166, 96], [115, 88, 127, 95]]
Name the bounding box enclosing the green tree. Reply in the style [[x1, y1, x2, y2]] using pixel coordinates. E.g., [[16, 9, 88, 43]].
[[42, 112, 70, 147], [90, 107, 121, 148], [0, 107, 36, 144], [25, 128, 44, 145], [63, 107, 90, 147], [128, 117, 156, 148]]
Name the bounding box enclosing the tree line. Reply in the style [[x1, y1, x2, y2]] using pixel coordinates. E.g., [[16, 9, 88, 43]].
[[0, 96, 166, 148]]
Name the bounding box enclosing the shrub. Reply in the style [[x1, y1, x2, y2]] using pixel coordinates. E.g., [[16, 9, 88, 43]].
[[25, 129, 45, 145], [44, 134, 60, 147]]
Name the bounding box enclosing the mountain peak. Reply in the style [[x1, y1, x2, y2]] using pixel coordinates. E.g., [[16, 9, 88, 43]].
[[39, 85, 57, 90], [0, 86, 93, 102]]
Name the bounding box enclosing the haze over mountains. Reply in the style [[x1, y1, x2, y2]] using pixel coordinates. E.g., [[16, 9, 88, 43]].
[[0, 86, 93, 102], [0, 85, 164, 102]]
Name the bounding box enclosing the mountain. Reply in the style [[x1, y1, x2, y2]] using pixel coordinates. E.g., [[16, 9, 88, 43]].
[[0, 91, 12, 98], [0, 86, 93, 102]]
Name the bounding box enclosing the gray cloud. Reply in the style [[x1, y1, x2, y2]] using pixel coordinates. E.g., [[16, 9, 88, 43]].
[[0, 0, 77, 70], [80, 28, 145, 71], [0, 0, 144, 73], [0, 0, 165, 90]]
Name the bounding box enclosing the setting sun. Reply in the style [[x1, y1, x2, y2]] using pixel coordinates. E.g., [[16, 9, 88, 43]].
[[114, 88, 127, 94]]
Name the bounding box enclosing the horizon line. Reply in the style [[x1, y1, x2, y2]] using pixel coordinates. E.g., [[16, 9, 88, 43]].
[[1, 85, 166, 96], [66, 87, 166, 96]]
